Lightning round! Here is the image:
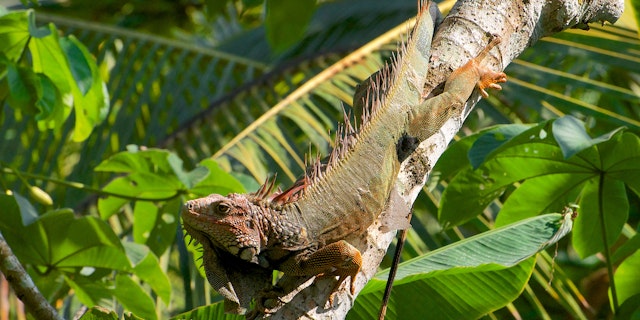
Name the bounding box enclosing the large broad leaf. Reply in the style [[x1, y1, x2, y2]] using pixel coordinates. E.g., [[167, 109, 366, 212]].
[[439, 120, 586, 227], [113, 274, 158, 320], [552, 115, 624, 159], [350, 213, 573, 320], [0, 11, 30, 62], [0, 193, 130, 271], [62, 34, 109, 142], [189, 159, 246, 196], [133, 198, 182, 255], [613, 249, 640, 311], [440, 116, 637, 260], [67, 274, 158, 320], [96, 147, 208, 219], [5, 62, 39, 114], [27, 22, 74, 128], [123, 242, 171, 305]]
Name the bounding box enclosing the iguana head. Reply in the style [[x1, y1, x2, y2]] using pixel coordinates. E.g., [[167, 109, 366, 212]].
[[181, 193, 266, 265]]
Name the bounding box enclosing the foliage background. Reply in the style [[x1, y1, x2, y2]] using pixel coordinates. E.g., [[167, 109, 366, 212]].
[[1, 0, 639, 319]]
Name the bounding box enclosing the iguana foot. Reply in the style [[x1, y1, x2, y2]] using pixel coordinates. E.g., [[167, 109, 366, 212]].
[[477, 68, 507, 98], [254, 285, 286, 314]]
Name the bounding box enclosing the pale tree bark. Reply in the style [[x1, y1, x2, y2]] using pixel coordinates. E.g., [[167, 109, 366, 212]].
[[0, 232, 63, 320], [255, 0, 623, 319]]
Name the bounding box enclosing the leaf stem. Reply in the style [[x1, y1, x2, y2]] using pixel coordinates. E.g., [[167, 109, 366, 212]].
[[598, 172, 618, 313], [1, 166, 183, 202]]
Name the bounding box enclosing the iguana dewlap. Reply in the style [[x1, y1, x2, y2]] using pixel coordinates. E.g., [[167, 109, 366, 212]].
[[181, 0, 506, 313]]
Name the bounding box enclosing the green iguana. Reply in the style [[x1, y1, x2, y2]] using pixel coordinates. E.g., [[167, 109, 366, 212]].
[[182, 0, 506, 314]]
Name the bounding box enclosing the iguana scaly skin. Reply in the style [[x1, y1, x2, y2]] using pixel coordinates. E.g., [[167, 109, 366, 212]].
[[182, 0, 506, 312]]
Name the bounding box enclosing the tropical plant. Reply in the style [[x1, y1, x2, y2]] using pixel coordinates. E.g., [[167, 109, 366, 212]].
[[0, 0, 638, 319]]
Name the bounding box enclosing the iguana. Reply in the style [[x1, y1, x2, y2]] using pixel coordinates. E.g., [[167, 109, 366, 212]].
[[181, 0, 506, 314]]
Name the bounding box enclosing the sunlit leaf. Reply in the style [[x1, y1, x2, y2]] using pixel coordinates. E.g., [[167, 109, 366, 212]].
[[59, 36, 93, 95], [353, 213, 573, 320], [0, 198, 130, 270], [97, 173, 182, 219], [468, 124, 532, 169], [168, 153, 209, 189], [574, 176, 628, 258], [77, 306, 119, 320], [189, 159, 246, 197], [64, 275, 113, 307], [614, 249, 640, 309], [143, 198, 181, 255], [96, 149, 196, 218], [0, 10, 29, 62], [113, 274, 158, 320], [124, 242, 171, 304], [552, 115, 623, 159]]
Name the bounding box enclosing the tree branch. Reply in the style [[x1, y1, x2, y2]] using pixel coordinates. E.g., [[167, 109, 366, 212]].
[[253, 0, 623, 318], [0, 232, 63, 320]]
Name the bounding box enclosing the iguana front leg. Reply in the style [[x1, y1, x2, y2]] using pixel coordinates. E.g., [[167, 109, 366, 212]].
[[280, 240, 362, 304], [408, 37, 507, 141]]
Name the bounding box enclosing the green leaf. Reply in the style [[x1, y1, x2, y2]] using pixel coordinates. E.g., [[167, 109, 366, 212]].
[[552, 115, 623, 159], [0, 201, 130, 271], [495, 173, 589, 227], [27, 22, 71, 103], [189, 159, 246, 196], [96, 149, 190, 218], [98, 173, 182, 219], [34, 72, 62, 121], [265, 0, 316, 52], [205, 0, 232, 16], [27, 9, 49, 38], [124, 242, 171, 305], [113, 274, 158, 320], [42, 210, 131, 269], [616, 293, 640, 320], [6, 62, 39, 113], [168, 153, 209, 189], [440, 139, 586, 227], [0, 193, 47, 264], [574, 176, 628, 258], [0, 10, 29, 62], [10, 191, 39, 225], [614, 249, 640, 309], [430, 132, 480, 187], [601, 133, 640, 196], [64, 275, 113, 307], [124, 312, 145, 320], [171, 301, 244, 320], [77, 306, 119, 320], [132, 201, 158, 244], [65, 34, 108, 141], [95, 147, 172, 173], [353, 213, 573, 319], [135, 198, 181, 255], [59, 36, 93, 95], [468, 124, 532, 169], [612, 233, 640, 265]]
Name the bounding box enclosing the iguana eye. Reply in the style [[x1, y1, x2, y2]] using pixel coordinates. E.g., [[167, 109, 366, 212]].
[[216, 203, 231, 214]]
